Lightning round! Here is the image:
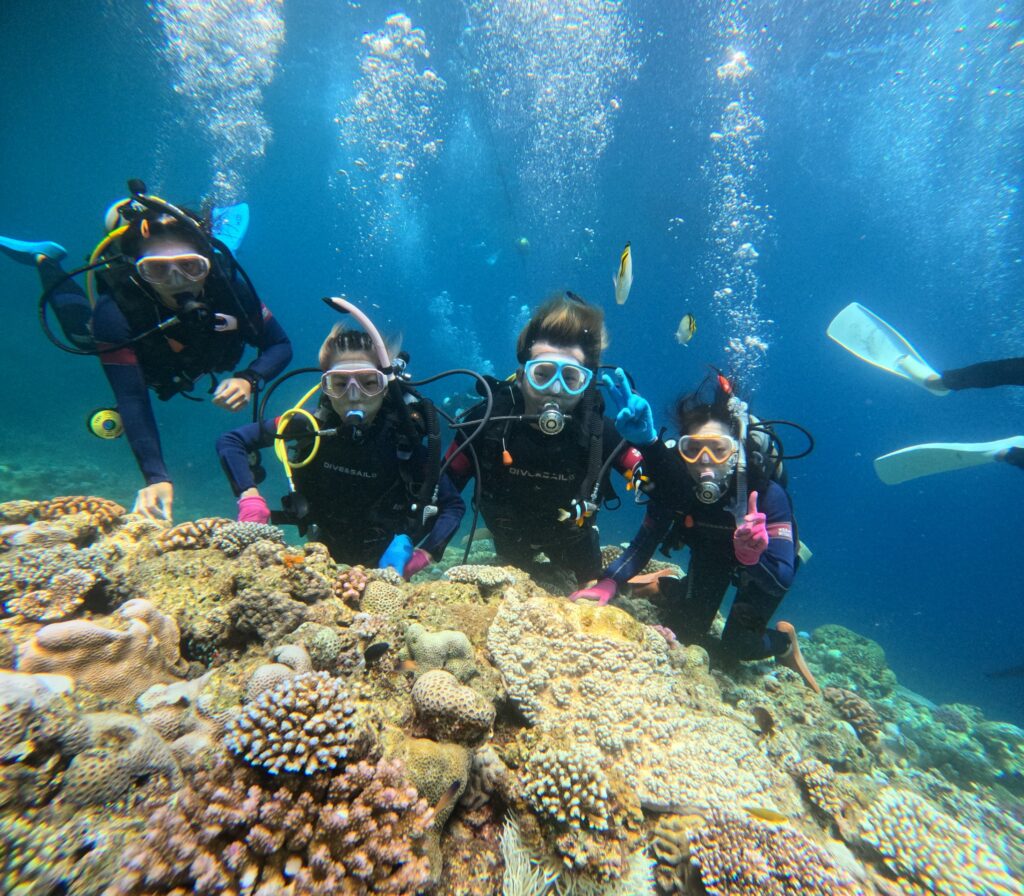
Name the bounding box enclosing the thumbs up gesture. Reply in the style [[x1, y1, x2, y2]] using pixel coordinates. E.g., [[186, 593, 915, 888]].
[[733, 491, 769, 565]]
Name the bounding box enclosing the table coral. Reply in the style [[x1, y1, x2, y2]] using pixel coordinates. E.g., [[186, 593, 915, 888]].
[[111, 753, 435, 896], [689, 807, 866, 895], [411, 669, 495, 745], [17, 598, 187, 702], [225, 670, 378, 776], [487, 589, 789, 811], [857, 788, 1024, 896]]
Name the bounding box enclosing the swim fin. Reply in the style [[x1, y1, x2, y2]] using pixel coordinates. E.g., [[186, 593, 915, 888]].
[[874, 436, 1024, 484], [827, 302, 948, 394], [211, 202, 250, 254], [0, 235, 66, 265]]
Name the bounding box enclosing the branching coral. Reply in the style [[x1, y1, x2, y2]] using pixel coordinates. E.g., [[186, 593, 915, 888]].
[[6, 568, 97, 621], [857, 788, 1024, 896], [111, 754, 435, 895], [155, 517, 231, 551], [225, 670, 377, 775], [688, 807, 865, 895], [335, 564, 369, 603], [211, 520, 286, 556]]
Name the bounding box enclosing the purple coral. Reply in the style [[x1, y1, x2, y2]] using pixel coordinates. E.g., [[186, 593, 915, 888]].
[[111, 754, 434, 895]]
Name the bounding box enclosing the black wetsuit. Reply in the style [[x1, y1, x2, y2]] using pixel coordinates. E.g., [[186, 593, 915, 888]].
[[606, 439, 797, 662], [41, 257, 291, 486], [218, 404, 464, 566], [940, 358, 1024, 469], [445, 383, 637, 585]]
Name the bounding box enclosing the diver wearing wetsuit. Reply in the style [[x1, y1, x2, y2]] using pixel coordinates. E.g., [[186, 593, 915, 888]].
[[938, 357, 1024, 391]]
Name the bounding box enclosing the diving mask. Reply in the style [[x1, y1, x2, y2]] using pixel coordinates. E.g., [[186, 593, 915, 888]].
[[524, 358, 593, 396], [135, 253, 211, 286], [321, 365, 388, 400], [678, 434, 739, 465]]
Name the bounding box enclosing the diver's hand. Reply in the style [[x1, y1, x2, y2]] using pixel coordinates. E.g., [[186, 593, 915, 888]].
[[600, 368, 656, 445], [237, 491, 271, 523], [568, 577, 617, 605], [403, 548, 432, 580], [134, 482, 174, 522], [379, 534, 414, 573], [213, 377, 252, 411], [733, 491, 768, 565]]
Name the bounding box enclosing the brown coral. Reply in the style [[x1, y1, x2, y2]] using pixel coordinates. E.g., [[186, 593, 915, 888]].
[[156, 517, 232, 551], [17, 598, 187, 701], [34, 495, 125, 530], [791, 757, 846, 821], [688, 807, 865, 895], [362, 579, 407, 615], [411, 669, 494, 745], [111, 753, 435, 895], [5, 568, 96, 621], [824, 687, 882, 746]]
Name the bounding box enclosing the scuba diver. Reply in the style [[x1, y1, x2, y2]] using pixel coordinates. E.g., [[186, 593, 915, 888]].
[[572, 368, 820, 692], [0, 181, 292, 521], [444, 292, 642, 589], [216, 298, 464, 577]]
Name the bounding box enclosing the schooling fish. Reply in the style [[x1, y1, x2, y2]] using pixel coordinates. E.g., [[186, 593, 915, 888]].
[[613, 241, 633, 305], [675, 313, 697, 346]]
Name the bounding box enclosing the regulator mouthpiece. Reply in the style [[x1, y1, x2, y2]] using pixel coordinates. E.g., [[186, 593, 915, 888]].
[[537, 402, 565, 435], [695, 472, 726, 505], [344, 409, 365, 425]]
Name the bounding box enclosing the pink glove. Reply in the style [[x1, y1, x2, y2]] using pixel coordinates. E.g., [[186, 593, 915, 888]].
[[402, 548, 432, 580], [733, 491, 769, 565], [568, 577, 617, 605], [237, 494, 271, 524]]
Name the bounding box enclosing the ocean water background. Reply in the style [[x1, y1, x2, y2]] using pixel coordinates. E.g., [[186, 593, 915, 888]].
[[1, 0, 1021, 724]]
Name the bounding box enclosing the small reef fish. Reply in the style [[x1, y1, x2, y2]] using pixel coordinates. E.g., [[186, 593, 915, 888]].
[[741, 806, 790, 824], [751, 705, 776, 737], [675, 313, 697, 346], [557, 500, 597, 527], [433, 779, 463, 817], [613, 241, 633, 305], [362, 642, 391, 666]]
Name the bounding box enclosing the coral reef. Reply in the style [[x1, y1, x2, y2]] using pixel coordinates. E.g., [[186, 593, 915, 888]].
[[155, 516, 231, 551], [446, 564, 519, 591], [363, 578, 408, 615], [824, 687, 882, 747], [403, 620, 477, 680], [112, 754, 435, 895], [808, 625, 898, 699], [17, 598, 187, 701], [335, 563, 370, 602], [857, 787, 1024, 895], [411, 668, 495, 744], [6, 568, 97, 621], [211, 520, 286, 556], [225, 670, 378, 775], [229, 587, 307, 642]]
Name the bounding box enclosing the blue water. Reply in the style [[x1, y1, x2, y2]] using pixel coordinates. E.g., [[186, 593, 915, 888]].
[[1, 0, 1021, 723]]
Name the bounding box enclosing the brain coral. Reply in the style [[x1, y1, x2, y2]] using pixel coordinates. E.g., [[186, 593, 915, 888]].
[[487, 589, 789, 811], [857, 788, 1024, 896], [411, 669, 495, 745], [225, 670, 377, 775], [112, 754, 434, 896], [689, 808, 865, 895]]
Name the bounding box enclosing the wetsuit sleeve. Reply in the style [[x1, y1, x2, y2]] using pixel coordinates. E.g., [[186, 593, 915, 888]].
[[92, 298, 169, 485], [606, 500, 676, 583], [743, 481, 796, 596], [419, 471, 466, 558], [216, 420, 277, 495], [245, 306, 292, 383], [940, 357, 1024, 391]]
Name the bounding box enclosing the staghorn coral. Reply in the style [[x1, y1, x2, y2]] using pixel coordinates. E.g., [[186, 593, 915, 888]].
[[211, 520, 286, 556], [35, 495, 126, 530], [111, 753, 435, 896], [225, 670, 378, 775], [61, 711, 182, 806], [335, 564, 369, 603], [857, 788, 1024, 896], [155, 516, 232, 551], [403, 621, 476, 681], [6, 568, 97, 621], [411, 669, 495, 745], [824, 687, 882, 747], [17, 598, 188, 701], [689, 807, 865, 895], [487, 589, 790, 811]]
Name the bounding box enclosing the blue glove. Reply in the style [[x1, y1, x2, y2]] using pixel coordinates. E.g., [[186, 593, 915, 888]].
[[601, 368, 656, 445], [379, 534, 414, 572]]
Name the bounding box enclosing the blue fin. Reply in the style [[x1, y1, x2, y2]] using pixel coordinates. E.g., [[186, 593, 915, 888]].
[[0, 235, 66, 265], [211, 203, 250, 253]]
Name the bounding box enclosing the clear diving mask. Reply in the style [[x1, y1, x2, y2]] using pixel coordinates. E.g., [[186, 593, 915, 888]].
[[135, 253, 211, 286], [321, 365, 388, 400]]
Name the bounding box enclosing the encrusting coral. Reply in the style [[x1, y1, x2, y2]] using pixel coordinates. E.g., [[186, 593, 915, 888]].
[[402, 621, 476, 681], [111, 753, 435, 896], [225, 670, 378, 775], [16, 598, 188, 702]]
